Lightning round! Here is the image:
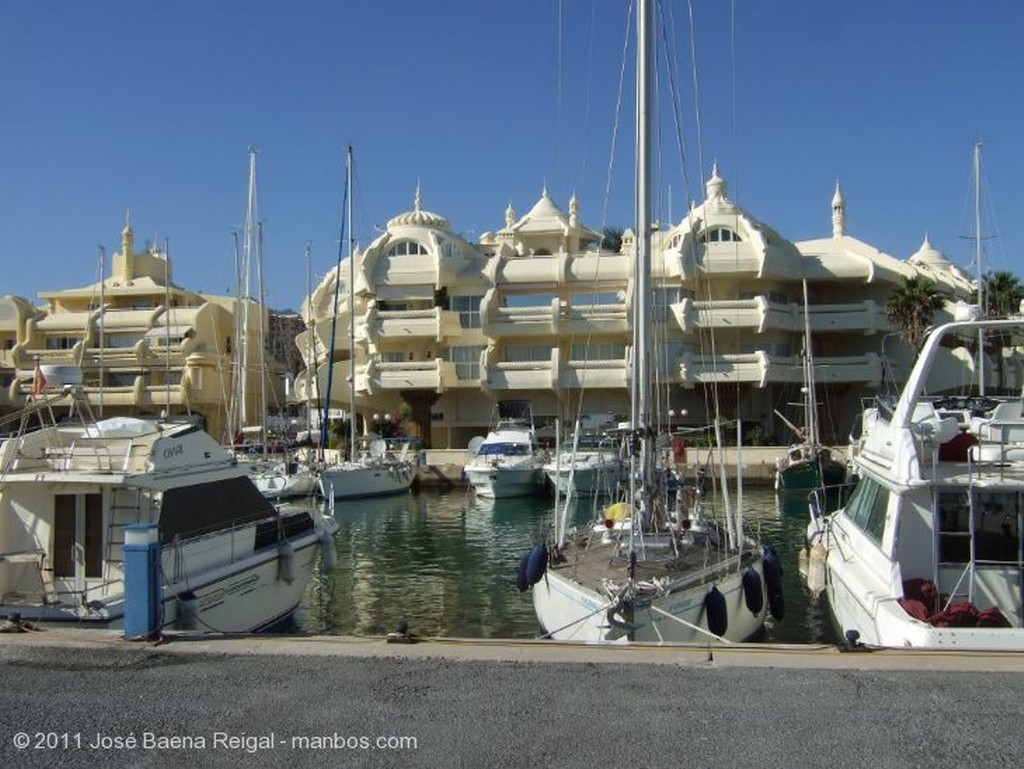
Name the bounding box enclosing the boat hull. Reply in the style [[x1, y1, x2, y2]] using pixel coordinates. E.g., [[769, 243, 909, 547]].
[[319, 463, 414, 499], [532, 559, 766, 643], [465, 465, 544, 499]]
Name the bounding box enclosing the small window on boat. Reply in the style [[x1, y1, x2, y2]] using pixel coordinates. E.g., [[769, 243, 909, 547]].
[[843, 476, 888, 544]]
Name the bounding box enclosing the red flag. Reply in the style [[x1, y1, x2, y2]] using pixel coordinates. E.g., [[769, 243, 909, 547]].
[[32, 361, 46, 395]]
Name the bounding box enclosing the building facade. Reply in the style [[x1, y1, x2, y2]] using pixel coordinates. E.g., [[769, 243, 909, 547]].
[[0, 217, 283, 443], [298, 169, 983, 449]]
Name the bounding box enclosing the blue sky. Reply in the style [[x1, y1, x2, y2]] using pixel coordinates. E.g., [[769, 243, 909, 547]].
[[1, 1, 1020, 311]]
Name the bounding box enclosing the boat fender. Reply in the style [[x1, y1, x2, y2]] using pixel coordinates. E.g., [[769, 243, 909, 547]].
[[278, 541, 295, 584], [525, 544, 548, 586], [763, 545, 785, 620], [516, 553, 530, 592], [705, 586, 728, 637], [742, 568, 764, 616], [176, 591, 199, 631], [320, 531, 337, 572]]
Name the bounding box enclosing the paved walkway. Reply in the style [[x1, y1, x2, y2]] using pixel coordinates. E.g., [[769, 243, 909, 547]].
[[1, 631, 1021, 768]]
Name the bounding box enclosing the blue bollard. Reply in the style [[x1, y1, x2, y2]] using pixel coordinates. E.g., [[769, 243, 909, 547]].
[[123, 524, 160, 639]]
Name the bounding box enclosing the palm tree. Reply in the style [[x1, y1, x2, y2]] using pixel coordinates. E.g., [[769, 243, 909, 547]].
[[975, 271, 1024, 392], [886, 277, 945, 349], [601, 226, 624, 253], [978, 271, 1024, 318]]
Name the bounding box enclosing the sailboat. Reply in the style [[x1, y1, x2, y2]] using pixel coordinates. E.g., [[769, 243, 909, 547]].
[[318, 146, 417, 500], [232, 148, 318, 500], [529, 0, 769, 643], [774, 279, 847, 491]]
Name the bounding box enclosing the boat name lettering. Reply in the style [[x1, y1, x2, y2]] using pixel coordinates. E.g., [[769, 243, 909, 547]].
[[162, 443, 184, 461]]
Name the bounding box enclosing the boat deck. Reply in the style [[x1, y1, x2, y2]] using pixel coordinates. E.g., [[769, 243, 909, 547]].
[[551, 526, 757, 595]]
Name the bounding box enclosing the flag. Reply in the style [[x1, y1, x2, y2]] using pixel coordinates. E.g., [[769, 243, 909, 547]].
[[32, 361, 46, 396]]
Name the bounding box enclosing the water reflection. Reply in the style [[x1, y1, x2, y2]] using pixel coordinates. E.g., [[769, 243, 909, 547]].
[[302, 486, 839, 645]]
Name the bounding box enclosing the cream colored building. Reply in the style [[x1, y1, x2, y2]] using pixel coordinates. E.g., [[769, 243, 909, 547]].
[[2, 217, 280, 442], [298, 170, 980, 449]]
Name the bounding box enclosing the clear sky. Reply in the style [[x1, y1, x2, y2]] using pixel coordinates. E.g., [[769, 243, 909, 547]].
[[1, 1, 1021, 311]]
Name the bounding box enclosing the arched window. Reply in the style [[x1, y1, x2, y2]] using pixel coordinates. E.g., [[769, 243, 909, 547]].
[[385, 240, 428, 257], [699, 227, 742, 243]]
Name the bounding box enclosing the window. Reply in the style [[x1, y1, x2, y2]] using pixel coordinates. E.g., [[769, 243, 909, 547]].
[[46, 336, 78, 350], [451, 295, 482, 329], [843, 476, 888, 544], [380, 351, 406, 363], [385, 240, 428, 257], [653, 286, 681, 322], [699, 227, 742, 243], [106, 334, 139, 348], [450, 346, 484, 380]]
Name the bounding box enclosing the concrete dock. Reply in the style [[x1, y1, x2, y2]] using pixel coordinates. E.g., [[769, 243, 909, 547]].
[[2, 629, 1022, 768]]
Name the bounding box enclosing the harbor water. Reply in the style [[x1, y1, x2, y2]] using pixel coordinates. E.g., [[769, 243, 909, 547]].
[[298, 485, 839, 645]]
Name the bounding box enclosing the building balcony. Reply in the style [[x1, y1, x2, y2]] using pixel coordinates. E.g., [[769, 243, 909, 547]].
[[364, 306, 462, 344], [679, 351, 883, 387], [671, 298, 885, 335], [482, 298, 629, 338]]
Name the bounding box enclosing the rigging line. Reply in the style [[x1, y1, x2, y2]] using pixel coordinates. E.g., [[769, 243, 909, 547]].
[[599, 0, 634, 231], [556, 0, 563, 199], [577, 0, 599, 199], [730, 0, 738, 202], [320, 156, 349, 453], [657, 0, 694, 210], [686, 0, 706, 187]]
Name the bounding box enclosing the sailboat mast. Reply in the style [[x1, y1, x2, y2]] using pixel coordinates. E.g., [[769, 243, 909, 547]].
[[974, 141, 985, 395], [801, 278, 818, 446], [98, 245, 105, 419], [346, 145, 358, 462], [257, 220, 268, 451], [304, 243, 317, 445], [633, 0, 653, 498], [239, 146, 259, 433]]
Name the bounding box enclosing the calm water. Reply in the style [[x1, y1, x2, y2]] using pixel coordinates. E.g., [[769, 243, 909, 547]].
[[298, 486, 839, 645]]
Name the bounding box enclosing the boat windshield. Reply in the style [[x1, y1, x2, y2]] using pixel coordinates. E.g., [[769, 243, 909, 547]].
[[478, 442, 530, 456]]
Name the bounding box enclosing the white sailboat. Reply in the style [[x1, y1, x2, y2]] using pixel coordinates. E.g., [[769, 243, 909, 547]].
[[319, 146, 416, 501], [529, 0, 769, 643], [542, 413, 623, 497], [232, 148, 319, 500]]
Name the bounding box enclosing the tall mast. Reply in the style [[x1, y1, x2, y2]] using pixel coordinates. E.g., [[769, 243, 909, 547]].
[[633, 0, 653, 507], [346, 145, 358, 462], [98, 245, 105, 418], [257, 220, 268, 450], [304, 242, 316, 442], [974, 141, 985, 395], [239, 146, 259, 433]]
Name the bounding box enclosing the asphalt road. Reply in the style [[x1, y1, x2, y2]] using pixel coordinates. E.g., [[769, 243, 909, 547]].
[[1, 632, 1021, 769]]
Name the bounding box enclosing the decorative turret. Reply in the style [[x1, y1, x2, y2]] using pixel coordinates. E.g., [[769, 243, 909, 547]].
[[831, 182, 846, 238], [386, 184, 450, 229], [706, 163, 727, 201], [121, 210, 135, 281], [505, 202, 516, 229]]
